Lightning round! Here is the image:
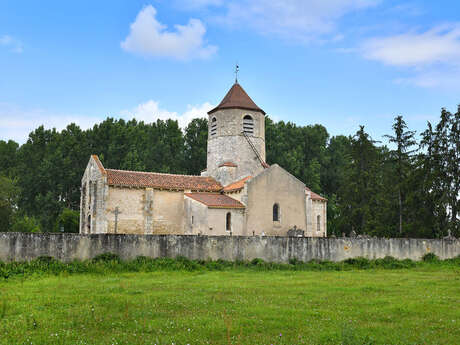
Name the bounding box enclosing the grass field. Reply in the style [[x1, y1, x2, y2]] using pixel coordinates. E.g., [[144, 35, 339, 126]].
[[0, 263, 459, 345]]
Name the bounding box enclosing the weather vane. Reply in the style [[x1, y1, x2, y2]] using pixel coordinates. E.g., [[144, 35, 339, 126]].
[[235, 63, 239, 83]]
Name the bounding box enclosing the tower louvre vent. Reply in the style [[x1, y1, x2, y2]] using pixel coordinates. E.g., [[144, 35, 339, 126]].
[[243, 115, 254, 135], [210, 117, 217, 136]]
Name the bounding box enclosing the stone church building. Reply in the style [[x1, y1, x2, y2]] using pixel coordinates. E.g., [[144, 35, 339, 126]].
[[79, 82, 327, 237]]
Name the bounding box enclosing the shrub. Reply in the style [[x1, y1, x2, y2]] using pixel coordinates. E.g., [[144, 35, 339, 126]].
[[422, 253, 439, 262], [289, 257, 303, 265], [92, 253, 121, 263], [250, 258, 265, 266], [343, 257, 371, 269], [374, 256, 416, 269]]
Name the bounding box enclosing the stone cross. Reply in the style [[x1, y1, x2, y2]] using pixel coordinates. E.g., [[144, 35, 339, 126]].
[[112, 207, 122, 234]]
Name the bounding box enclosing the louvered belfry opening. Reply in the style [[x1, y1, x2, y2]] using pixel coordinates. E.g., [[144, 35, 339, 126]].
[[210, 117, 217, 136], [243, 115, 254, 135]]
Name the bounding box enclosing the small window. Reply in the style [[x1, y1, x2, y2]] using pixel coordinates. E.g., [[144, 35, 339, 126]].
[[210, 117, 217, 136], [93, 183, 97, 210], [317, 215, 321, 232], [273, 203, 280, 222], [87, 215, 91, 232], [226, 212, 231, 231], [191, 216, 194, 225], [243, 115, 254, 135], [88, 182, 92, 209]]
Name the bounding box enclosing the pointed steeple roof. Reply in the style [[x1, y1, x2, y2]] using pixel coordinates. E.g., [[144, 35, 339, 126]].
[[208, 82, 265, 115]]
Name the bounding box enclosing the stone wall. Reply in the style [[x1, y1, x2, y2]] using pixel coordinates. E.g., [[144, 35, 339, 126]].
[[80, 155, 108, 234], [206, 108, 266, 183], [1, 233, 459, 263], [245, 165, 307, 236]]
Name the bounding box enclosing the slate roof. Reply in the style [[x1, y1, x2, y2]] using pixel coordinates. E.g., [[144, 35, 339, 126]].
[[106, 169, 222, 192], [223, 176, 252, 192], [305, 187, 327, 201], [208, 83, 265, 115], [185, 193, 245, 209]]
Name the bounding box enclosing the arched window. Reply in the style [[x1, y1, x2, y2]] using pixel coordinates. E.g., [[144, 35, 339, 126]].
[[243, 115, 254, 135], [273, 203, 280, 222], [317, 215, 321, 232], [226, 212, 231, 231], [210, 117, 217, 136]]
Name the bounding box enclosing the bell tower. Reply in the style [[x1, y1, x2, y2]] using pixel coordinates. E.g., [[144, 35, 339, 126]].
[[204, 82, 266, 185]]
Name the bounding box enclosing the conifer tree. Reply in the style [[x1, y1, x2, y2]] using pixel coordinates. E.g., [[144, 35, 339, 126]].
[[421, 108, 460, 236], [338, 126, 381, 235], [384, 116, 417, 235]]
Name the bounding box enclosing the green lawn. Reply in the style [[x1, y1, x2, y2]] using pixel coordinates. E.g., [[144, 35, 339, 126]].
[[0, 267, 459, 345]]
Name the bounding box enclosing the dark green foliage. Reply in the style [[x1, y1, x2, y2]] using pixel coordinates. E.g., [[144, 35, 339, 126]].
[[422, 253, 439, 262], [0, 175, 18, 232], [54, 208, 79, 233], [91, 252, 121, 263], [419, 107, 460, 237], [184, 118, 208, 175], [343, 257, 371, 269], [334, 126, 383, 236], [384, 116, 417, 236], [10, 215, 41, 233], [0, 140, 19, 177]]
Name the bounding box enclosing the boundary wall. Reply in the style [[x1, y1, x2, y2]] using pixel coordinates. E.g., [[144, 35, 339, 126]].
[[0, 233, 459, 263]]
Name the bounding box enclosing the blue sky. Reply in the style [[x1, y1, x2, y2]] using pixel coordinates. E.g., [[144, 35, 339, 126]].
[[1, 0, 460, 144]]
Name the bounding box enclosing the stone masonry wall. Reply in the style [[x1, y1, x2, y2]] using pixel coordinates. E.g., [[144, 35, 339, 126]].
[[245, 165, 307, 236], [206, 108, 266, 184], [1, 233, 459, 263]]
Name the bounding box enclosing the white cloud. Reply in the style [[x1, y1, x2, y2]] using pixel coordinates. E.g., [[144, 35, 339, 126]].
[[194, 0, 379, 42], [362, 24, 460, 67], [120, 100, 213, 128], [394, 67, 460, 89], [121, 5, 217, 60], [0, 35, 23, 53], [361, 24, 460, 88]]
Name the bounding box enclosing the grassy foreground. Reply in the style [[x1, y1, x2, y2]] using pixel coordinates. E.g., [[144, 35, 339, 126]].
[[0, 260, 459, 344]]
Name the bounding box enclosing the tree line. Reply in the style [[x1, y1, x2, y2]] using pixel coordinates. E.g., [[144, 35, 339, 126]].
[[0, 108, 458, 237]]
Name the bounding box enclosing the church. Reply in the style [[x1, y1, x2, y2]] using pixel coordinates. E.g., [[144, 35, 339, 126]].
[[79, 82, 327, 237]]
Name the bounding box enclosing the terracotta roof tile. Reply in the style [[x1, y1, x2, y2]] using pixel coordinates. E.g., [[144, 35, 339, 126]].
[[208, 83, 265, 115], [106, 169, 222, 191], [223, 176, 252, 192], [185, 193, 245, 209], [219, 161, 238, 168], [305, 187, 327, 201]]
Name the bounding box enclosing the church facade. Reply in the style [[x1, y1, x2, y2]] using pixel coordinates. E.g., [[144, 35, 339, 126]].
[[79, 82, 327, 237]]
